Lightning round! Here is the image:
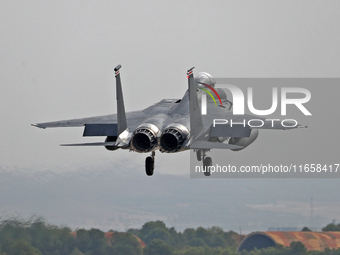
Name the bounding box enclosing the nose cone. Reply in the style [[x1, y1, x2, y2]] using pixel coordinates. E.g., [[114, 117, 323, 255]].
[[194, 72, 216, 88]]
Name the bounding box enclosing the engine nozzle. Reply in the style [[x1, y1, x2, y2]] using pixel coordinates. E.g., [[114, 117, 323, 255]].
[[131, 123, 160, 153], [160, 124, 189, 153]]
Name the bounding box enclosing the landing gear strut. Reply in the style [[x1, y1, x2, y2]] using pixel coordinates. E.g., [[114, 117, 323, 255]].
[[145, 151, 155, 176], [202, 150, 212, 177]]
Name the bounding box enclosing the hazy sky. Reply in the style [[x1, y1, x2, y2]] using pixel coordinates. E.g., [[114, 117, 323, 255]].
[[1, 0, 339, 171], [0, 0, 339, 231]]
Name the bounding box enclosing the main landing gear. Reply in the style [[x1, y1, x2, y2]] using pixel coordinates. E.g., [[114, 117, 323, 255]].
[[145, 151, 155, 176], [196, 150, 212, 176]]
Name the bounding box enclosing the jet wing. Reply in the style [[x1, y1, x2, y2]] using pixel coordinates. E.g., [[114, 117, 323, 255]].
[[32, 114, 118, 129], [32, 111, 147, 138]]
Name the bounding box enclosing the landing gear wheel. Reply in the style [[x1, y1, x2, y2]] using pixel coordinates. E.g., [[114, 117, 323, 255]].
[[145, 156, 154, 176], [196, 150, 202, 161], [203, 156, 212, 177]]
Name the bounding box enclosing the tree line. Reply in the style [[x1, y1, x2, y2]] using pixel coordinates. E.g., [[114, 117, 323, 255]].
[[1, 216, 340, 255]]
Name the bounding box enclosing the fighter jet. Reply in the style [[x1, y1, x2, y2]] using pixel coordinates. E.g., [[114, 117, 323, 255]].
[[32, 65, 305, 176]]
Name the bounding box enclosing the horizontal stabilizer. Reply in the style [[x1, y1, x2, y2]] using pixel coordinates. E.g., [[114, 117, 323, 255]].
[[61, 142, 116, 147], [190, 141, 243, 150], [83, 124, 117, 137]]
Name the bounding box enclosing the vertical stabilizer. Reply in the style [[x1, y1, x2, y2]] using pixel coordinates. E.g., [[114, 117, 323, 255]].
[[114, 65, 129, 145], [187, 67, 204, 139]]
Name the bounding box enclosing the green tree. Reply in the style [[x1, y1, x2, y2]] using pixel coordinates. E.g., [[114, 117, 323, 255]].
[[289, 241, 307, 255], [169, 227, 185, 249], [209, 235, 226, 247], [111, 232, 142, 255], [127, 228, 141, 238], [183, 228, 196, 241], [144, 239, 174, 255], [114, 243, 140, 255], [140, 221, 167, 237], [0, 217, 31, 246], [322, 223, 340, 232], [189, 238, 206, 247], [144, 228, 173, 245], [210, 226, 224, 235], [195, 227, 210, 241], [75, 228, 109, 255], [75, 229, 91, 253], [222, 231, 238, 247], [69, 247, 84, 255], [301, 227, 312, 232], [11, 240, 42, 255], [87, 228, 107, 255], [175, 246, 206, 255], [0, 216, 76, 255]]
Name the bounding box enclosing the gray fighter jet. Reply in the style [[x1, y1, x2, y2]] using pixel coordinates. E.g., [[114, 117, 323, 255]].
[[32, 65, 304, 176]]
